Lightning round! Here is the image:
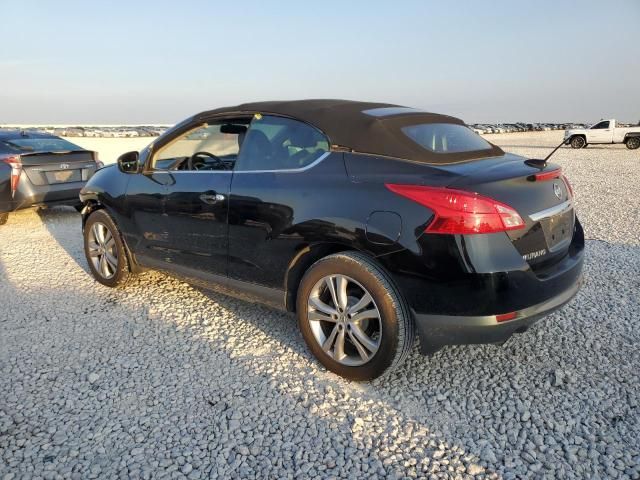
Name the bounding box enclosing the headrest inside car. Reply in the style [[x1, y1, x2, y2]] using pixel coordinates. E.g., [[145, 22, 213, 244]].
[[220, 124, 248, 134]]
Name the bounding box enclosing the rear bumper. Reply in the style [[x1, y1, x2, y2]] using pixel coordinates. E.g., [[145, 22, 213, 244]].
[[414, 276, 582, 354], [1, 180, 84, 213]]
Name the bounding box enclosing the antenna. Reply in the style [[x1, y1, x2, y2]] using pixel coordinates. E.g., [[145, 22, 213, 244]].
[[524, 138, 568, 169], [543, 138, 569, 162]]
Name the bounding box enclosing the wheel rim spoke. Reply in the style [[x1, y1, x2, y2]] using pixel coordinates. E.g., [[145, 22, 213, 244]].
[[333, 327, 346, 361], [347, 292, 372, 315], [322, 325, 339, 353], [308, 296, 338, 316], [88, 242, 101, 257], [99, 254, 109, 277], [105, 252, 118, 271], [308, 310, 338, 323], [103, 230, 113, 247], [350, 308, 379, 324], [92, 224, 102, 244], [348, 329, 371, 362], [335, 275, 349, 311], [324, 276, 340, 310], [350, 323, 379, 353]]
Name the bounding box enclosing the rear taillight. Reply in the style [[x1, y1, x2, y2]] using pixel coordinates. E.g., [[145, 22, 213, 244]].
[[2, 155, 22, 197], [386, 184, 525, 235]]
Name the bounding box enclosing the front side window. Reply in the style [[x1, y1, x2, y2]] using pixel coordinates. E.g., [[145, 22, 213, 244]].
[[591, 121, 610, 129], [401, 123, 492, 154], [235, 115, 329, 171], [151, 121, 248, 171]]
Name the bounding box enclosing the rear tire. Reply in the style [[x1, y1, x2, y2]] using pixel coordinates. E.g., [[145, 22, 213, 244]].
[[625, 137, 640, 150], [0, 213, 8, 226], [570, 136, 586, 149], [297, 251, 414, 381], [83, 209, 132, 287]]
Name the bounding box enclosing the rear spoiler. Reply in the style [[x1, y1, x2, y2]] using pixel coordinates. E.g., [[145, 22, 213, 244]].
[[15, 150, 98, 166], [19, 149, 94, 157]]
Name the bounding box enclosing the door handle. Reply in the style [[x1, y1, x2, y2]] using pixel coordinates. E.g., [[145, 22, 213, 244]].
[[199, 193, 225, 204]]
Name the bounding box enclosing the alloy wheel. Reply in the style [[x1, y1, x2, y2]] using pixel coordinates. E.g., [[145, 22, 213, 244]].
[[87, 222, 118, 279], [307, 274, 382, 366], [571, 137, 585, 148]]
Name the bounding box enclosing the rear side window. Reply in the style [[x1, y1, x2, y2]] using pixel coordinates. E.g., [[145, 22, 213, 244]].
[[401, 123, 492, 154], [236, 115, 329, 171]]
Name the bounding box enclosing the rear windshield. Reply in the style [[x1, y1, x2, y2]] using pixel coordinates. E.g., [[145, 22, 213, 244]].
[[402, 123, 492, 154], [1, 137, 84, 153]]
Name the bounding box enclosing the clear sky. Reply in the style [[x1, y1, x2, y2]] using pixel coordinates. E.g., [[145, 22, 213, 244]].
[[1, 0, 638, 124]]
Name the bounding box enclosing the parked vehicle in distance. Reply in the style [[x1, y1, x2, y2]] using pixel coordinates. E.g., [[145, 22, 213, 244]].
[[0, 130, 102, 225], [79, 100, 584, 380], [564, 119, 640, 149]]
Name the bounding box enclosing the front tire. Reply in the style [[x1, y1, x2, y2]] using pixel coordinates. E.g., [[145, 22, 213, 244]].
[[84, 209, 132, 287], [0, 213, 8, 226], [297, 252, 414, 381], [625, 137, 640, 150], [570, 136, 586, 149]]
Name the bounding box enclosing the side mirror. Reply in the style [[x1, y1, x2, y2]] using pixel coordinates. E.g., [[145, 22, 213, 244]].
[[117, 151, 140, 174]]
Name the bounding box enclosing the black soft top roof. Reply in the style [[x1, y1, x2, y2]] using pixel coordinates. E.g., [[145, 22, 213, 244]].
[[196, 99, 504, 164]]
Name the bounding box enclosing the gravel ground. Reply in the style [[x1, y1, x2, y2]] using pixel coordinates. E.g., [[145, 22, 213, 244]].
[[1, 132, 638, 479]]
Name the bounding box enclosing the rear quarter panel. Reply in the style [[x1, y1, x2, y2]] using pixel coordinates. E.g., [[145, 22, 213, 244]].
[[0, 163, 12, 213]]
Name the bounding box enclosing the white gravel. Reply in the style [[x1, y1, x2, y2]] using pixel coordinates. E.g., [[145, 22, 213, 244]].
[[1, 132, 639, 479]]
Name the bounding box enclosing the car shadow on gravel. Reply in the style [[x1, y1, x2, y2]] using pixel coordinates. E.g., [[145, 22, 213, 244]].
[[36, 206, 90, 273], [0, 250, 494, 479]]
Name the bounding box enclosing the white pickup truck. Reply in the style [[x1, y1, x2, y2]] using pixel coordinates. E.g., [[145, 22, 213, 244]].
[[564, 119, 640, 149]]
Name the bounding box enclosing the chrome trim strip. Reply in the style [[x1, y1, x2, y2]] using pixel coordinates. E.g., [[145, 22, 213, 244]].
[[150, 170, 233, 174], [145, 152, 331, 175], [234, 152, 331, 174], [529, 199, 573, 222]]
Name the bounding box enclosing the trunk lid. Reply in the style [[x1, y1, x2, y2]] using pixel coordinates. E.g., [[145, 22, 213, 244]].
[[446, 154, 574, 268], [20, 150, 98, 186]]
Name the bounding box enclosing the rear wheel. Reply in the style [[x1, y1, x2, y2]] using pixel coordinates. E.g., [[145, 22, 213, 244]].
[[297, 252, 414, 381], [570, 136, 586, 149], [84, 209, 132, 287], [0, 213, 8, 226], [625, 137, 640, 150]]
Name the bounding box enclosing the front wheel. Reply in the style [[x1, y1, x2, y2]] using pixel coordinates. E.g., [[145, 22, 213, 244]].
[[570, 136, 586, 149], [625, 137, 640, 150], [297, 252, 414, 381], [0, 213, 8, 226], [84, 209, 132, 287]]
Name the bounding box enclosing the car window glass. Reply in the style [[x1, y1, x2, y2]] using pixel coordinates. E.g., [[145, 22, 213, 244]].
[[2, 137, 83, 153], [235, 115, 329, 171], [401, 123, 492, 153], [151, 122, 247, 171], [592, 121, 610, 129]]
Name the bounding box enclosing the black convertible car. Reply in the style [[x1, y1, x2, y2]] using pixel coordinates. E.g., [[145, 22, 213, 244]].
[[1, 130, 101, 225], [79, 100, 584, 380]]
